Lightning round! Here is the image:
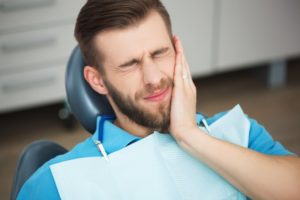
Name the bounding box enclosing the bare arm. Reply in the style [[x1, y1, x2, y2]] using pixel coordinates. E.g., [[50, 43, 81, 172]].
[[176, 128, 300, 199], [170, 36, 300, 199]]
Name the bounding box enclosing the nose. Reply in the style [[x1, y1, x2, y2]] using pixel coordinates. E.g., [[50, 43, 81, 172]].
[[142, 57, 163, 86]]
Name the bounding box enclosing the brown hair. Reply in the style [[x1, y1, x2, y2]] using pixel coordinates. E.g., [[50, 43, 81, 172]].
[[74, 0, 172, 73]]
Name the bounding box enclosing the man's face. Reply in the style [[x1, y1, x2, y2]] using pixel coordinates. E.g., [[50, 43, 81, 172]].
[[94, 11, 175, 132]]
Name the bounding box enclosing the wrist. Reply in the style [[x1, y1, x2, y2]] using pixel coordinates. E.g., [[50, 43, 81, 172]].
[[173, 126, 213, 159], [172, 125, 204, 144]]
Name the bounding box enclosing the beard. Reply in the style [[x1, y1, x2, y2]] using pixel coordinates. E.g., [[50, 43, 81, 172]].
[[103, 77, 173, 133]]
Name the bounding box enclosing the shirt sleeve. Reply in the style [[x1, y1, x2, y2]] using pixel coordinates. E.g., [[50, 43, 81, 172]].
[[17, 137, 99, 200], [206, 110, 295, 156], [247, 118, 295, 156], [17, 164, 61, 200]]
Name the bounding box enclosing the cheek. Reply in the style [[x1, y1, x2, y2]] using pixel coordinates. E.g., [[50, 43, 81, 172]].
[[156, 56, 175, 78], [116, 75, 141, 100], [104, 73, 135, 98]]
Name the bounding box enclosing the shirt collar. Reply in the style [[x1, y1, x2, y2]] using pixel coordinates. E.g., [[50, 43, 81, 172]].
[[196, 112, 205, 125], [92, 113, 205, 154], [92, 115, 140, 154]]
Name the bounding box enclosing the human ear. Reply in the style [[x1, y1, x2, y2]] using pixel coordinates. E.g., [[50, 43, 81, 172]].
[[83, 66, 108, 95]]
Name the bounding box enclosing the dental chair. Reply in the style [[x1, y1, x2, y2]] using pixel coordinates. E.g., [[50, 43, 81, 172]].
[[10, 46, 112, 200]]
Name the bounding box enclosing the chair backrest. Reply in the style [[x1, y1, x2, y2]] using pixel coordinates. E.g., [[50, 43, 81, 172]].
[[10, 140, 67, 200], [11, 46, 109, 199], [65, 45, 114, 134]]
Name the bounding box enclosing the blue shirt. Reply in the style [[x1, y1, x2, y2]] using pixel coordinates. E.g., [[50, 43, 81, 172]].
[[17, 112, 294, 200]]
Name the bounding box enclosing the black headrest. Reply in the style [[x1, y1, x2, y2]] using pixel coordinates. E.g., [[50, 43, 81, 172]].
[[11, 140, 68, 200], [65, 46, 114, 134]]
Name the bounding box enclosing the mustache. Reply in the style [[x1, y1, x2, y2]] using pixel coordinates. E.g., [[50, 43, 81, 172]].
[[135, 77, 174, 100]]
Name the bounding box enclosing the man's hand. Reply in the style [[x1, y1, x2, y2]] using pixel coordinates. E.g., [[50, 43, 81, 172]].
[[169, 36, 199, 139], [168, 36, 300, 200]]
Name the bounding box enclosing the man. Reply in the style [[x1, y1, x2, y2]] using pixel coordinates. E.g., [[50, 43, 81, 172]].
[[18, 0, 300, 199]]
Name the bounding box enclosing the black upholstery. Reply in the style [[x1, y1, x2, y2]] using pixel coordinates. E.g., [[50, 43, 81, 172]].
[[65, 45, 114, 134], [10, 140, 67, 200]]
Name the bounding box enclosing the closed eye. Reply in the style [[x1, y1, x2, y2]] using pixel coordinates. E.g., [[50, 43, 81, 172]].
[[119, 59, 140, 68], [152, 47, 169, 58]]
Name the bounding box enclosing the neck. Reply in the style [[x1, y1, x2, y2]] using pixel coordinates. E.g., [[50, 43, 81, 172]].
[[114, 112, 153, 138]]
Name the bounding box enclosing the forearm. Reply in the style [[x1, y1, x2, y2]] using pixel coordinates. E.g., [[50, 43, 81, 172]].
[[169, 36, 300, 199], [175, 128, 300, 200]]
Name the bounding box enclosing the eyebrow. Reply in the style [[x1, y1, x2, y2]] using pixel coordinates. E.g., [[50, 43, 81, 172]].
[[117, 47, 170, 68]]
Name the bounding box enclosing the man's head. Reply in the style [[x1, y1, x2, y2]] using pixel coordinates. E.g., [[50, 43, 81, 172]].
[[75, 0, 172, 73], [75, 0, 176, 134]]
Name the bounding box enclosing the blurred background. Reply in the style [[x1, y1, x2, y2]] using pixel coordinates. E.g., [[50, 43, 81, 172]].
[[0, 0, 300, 199]]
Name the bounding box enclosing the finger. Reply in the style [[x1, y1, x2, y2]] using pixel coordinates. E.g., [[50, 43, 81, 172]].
[[178, 40, 192, 81], [174, 36, 196, 96], [174, 36, 189, 81], [175, 37, 193, 88], [173, 36, 185, 86]]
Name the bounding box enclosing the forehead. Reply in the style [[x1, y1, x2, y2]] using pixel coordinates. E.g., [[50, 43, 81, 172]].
[[93, 11, 172, 67]]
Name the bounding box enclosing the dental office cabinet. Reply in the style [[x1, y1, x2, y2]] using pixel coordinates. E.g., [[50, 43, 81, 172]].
[[1, 0, 300, 113], [0, 0, 85, 113]]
